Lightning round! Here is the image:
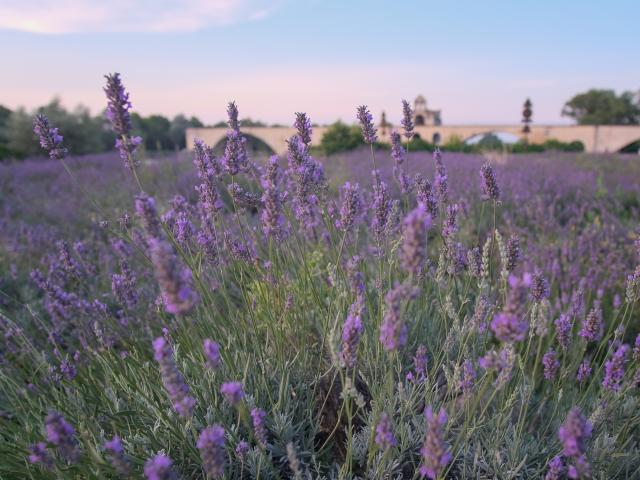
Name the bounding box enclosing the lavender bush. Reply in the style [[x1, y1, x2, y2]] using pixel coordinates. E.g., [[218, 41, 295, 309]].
[[0, 74, 639, 479]]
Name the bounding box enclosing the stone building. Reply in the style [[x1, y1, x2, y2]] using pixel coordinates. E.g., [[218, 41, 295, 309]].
[[413, 95, 442, 126]]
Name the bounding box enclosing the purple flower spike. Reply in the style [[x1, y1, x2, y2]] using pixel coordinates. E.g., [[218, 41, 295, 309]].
[[542, 349, 560, 380], [220, 381, 244, 406], [251, 407, 268, 449], [28, 442, 53, 469], [554, 314, 573, 351], [197, 425, 226, 478], [203, 339, 221, 369], [260, 156, 287, 240], [460, 359, 476, 394], [480, 162, 500, 201], [104, 435, 131, 476], [391, 130, 411, 193], [148, 237, 199, 315], [379, 283, 418, 352], [235, 440, 249, 460], [294, 112, 313, 147], [227, 101, 240, 131], [602, 344, 629, 392], [401, 99, 414, 139], [545, 456, 564, 480], [336, 181, 363, 232], [576, 358, 591, 383], [104, 73, 142, 166], [45, 411, 80, 463], [356, 105, 377, 144], [632, 333, 640, 362], [414, 174, 438, 219], [400, 203, 431, 277], [33, 114, 68, 160], [579, 305, 603, 343], [559, 407, 592, 459], [341, 300, 364, 368], [419, 406, 452, 479], [144, 454, 177, 480], [375, 412, 397, 450], [152, 336, 196, 417], [490, 311, 528, 343]]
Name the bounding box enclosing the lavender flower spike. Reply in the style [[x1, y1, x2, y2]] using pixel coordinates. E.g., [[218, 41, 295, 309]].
[[400, 203, 431, 277], [356, 105, 377, 144], [104, 73, 142, 167], [144, 454, 178, 480], [148, 237, 199, 315], [480, 162, 500, 201], [419, 406, 452, 479], [602, 344, 629, 392], [559, 407, 593, 478], [544, 456, 564, 480], [379, 282, 418, 352], [28, 442, 53, 469], [104, 436, 131, 476], [197, 425, 226, 478], [336, 181, 363, 232], [152, 336, 196, 417], [340, 300, 364, 368], [251, 407, 268, 449], [578, 305, 603, 343], [294, 112, 313, 147], [391, 130, 411, 193], [220, 381, 244, 406], [542, 349, 560, 380], [45, 411, 80, 463], [227, 101, 240, 131], [203, 339, 221, 369], [260, 156, 287, 240], [490, 311, 528, 343], [375, 412, 397, 450], [401, 99, 414, 139], [33, 114, 68, 160]]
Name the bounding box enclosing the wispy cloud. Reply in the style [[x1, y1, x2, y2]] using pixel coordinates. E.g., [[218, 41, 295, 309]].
[[0, 0, 284, 34]]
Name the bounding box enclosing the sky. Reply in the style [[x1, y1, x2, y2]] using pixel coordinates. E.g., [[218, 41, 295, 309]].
[[1, 0, 638, 126]]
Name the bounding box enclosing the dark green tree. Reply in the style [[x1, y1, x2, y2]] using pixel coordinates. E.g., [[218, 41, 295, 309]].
[[320, 121, 364, 154], [522, 98, 532, 134], [169, 114, 203, 150], [562, 89, 640, 125]]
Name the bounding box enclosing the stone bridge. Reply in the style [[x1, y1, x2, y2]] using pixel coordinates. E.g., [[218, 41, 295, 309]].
[[186, 124, 640, 154]]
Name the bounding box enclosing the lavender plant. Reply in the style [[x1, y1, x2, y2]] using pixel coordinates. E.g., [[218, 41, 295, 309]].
[[0, 76, 639, 480]]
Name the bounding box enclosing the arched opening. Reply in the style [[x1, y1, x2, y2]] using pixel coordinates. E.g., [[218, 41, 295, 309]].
[[432, 132, 441, 145], [464, 132, 520, 147], [414, 114, 425, 126], [618, 139, 640, 154], [212, 133, 276, 156]]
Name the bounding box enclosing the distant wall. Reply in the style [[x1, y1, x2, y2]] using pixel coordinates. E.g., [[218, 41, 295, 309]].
[[186, 125, 640, 154]]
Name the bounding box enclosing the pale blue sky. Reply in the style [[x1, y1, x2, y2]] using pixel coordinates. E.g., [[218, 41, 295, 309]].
[[1, 0, 638, 125]]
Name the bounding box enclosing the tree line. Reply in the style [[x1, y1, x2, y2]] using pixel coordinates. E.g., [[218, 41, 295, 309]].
[[0, 98, 206, 160]]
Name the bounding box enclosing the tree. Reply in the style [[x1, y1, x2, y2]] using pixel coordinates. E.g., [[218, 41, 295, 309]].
[[169, 115, 204, 150], [320, 121, 363, 154], [0, 105, 11, 143], [522, 98, 532, 134], [562, 89, 640, 125]]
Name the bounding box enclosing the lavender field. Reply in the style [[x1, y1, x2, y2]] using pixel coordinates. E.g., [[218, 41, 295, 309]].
[[1, 75, 640, 479]]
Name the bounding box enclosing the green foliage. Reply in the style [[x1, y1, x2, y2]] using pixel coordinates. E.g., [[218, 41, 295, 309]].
[[0, 99, 204, 160], [0, 104, 11, 145], [320, 121, 364, 154], [562, 89, 640, 125]]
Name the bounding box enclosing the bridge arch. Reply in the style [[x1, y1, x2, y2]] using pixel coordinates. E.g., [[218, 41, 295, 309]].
[[464, 131, 520, 145], [618, 138, 640, 153], [211, 133, 277, 156]]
